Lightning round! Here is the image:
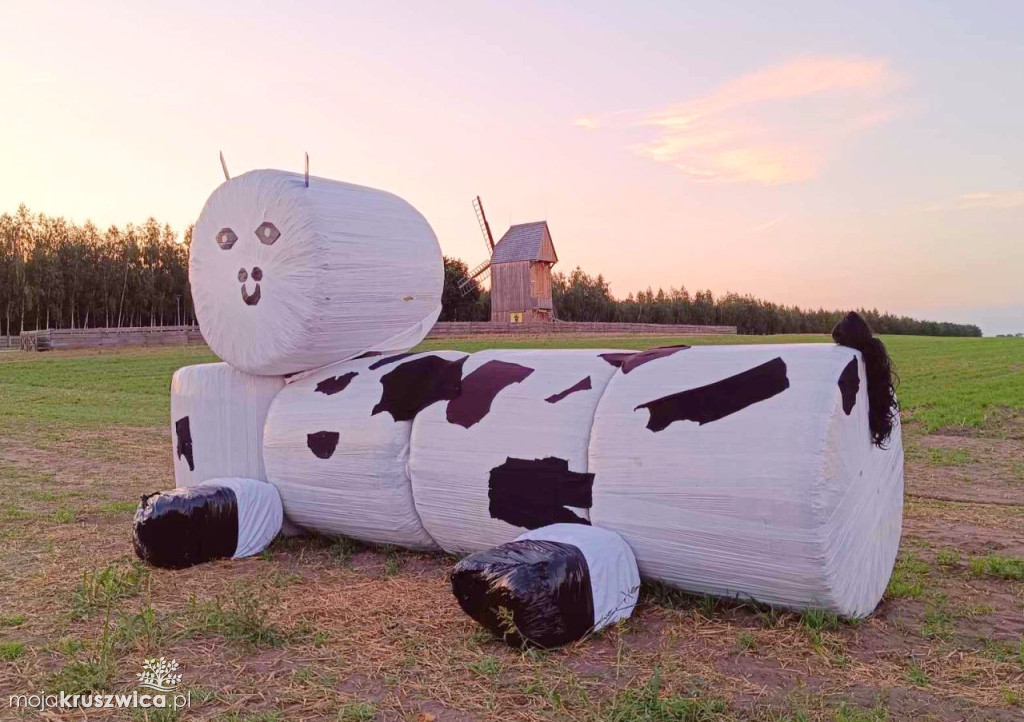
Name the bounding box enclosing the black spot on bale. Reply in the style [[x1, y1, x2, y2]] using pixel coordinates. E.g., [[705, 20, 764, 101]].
[[488, 456, 593, 530], [545, 376, 593, 404], [307, 431, 340, 459], [372, 355, 467, 422], [175, 416, 194, 471], [838, 357, 860, 415], [636, 356, 790, 432], [314, 372, 358, 396], [446, 360, 535, 429], [368, 352, 415, 370], [599, 345, 689, 374]]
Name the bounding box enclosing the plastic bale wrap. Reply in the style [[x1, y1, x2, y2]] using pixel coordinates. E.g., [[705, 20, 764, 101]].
[[191, 170, 443, 376], [133, 477, 283, 569], [170, 363, 285, 488], [451, 524, 639, 648], [589, 343, 904, 617], [263, 352, 468, 548], [409, 350, 621, 554]]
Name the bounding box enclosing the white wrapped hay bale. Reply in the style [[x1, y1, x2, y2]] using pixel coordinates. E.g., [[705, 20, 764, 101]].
[[409, 350, 622, 554], [588, 343, 903, 617], [170, 363, 284, 488], [263, 351, 468, 549], [191, 169, 443, 376]]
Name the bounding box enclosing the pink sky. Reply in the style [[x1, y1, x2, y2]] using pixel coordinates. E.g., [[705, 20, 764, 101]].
[[1, 1, 1021, 333]]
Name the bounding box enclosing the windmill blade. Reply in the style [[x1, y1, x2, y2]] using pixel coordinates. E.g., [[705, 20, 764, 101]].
[[458, 260, 491, 295], [473, 196, 495, 251], [467, 259, 491, 279]]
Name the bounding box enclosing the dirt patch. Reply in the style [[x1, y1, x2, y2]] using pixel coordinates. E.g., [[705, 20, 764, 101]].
[[905, 432, 1024, 505], [2, 419, 1023, 719]]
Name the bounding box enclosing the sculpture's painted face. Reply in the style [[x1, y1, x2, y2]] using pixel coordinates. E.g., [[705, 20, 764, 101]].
[[190, 168, 444, 376], [214, 221, 279, 307], [190, 171, 320, 375]]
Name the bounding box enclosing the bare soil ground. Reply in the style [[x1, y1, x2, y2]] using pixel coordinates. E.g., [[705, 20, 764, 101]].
[[1, 418, 1022, 721]]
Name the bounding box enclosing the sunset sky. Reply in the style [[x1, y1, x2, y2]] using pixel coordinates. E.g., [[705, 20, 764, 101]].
[[2, 1, 1021, 333]]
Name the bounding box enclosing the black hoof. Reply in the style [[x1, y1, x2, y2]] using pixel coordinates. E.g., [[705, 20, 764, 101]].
[[133, 486, 239, 569], [451, 539, 595, 648]]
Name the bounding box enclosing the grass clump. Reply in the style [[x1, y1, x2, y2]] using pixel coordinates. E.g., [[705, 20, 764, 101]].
[[130, 706, 181, 721], [737, 631, 756, 653], [97, 499, 139, 514], [0, 614, 26, 627], [885, 552, 929, 599], [72, 561, 148, 619], [968, 554, 1024, 580], [927, 447, 974, 467], [905, 660, 930, 687], [51, 657, 115, 693], [338, 702, 377, 721], [921, 597, 955, 640], [834, 701, 891, 721], [112, 603, 167, 653], [0, 641, 26, 660], [935, 548, 961, 567], [602, 668, 728, 721], [468, 655, 501, 678], [54, 506, 77, 524], [191, 586, 284, 647]]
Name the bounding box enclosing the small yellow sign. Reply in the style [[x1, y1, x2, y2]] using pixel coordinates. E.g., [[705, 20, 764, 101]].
[[510, 312, 524, 323]]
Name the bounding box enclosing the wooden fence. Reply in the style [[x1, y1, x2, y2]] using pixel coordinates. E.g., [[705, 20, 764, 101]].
[[426, 321, 736, 338], [16, 320, 735, 352], [19, 326, 205, 351]]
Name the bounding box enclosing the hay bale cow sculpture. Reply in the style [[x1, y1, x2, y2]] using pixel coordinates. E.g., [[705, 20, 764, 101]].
[[134, 167, 904, 647]]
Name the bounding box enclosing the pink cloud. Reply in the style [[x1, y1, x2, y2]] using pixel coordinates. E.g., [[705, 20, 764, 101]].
[[918, 190, 1024, 212], [579, 56, 901, 185]]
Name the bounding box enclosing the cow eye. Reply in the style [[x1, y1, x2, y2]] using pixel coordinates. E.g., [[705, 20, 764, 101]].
[[256, 222, 280, 245], [216, 228, 238, 250]]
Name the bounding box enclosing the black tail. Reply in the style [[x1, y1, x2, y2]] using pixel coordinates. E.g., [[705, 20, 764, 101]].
[[831, 312, 899, 448]]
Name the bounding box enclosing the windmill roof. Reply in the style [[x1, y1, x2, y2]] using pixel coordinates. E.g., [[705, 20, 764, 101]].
[[491, 221, 557, 264]]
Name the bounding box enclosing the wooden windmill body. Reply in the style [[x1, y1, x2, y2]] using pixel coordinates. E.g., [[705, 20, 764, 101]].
[[460, 197, 558, 323]]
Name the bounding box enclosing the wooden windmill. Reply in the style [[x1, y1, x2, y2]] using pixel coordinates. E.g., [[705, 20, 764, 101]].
[[458, 197, 558, 323]]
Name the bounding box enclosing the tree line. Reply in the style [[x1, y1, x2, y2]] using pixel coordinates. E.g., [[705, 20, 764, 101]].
[[0, 207, 981, 338], [444, 261, 982, 337], [0, 206, 193, 336]]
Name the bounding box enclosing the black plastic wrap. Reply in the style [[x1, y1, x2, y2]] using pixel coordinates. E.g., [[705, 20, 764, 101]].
[[133, 486, 239, 569], [451, 539, 595, 648]]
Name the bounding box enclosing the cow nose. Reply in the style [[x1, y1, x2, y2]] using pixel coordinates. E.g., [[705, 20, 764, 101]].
[[252, 267, 263, 281], [237, 268, 248, 282]]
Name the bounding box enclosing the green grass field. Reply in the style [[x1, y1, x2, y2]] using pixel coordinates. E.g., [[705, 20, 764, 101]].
[[1, 334, 1020, 433], [1, 334, 1022, 721]]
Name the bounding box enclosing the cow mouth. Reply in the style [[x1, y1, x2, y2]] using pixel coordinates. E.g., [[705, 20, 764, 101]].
[[241, 283, 261, 306]]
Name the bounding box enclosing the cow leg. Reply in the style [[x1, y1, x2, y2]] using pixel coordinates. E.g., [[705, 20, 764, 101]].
[[134, 478, 282, 569], [450, 523, 639, 648]]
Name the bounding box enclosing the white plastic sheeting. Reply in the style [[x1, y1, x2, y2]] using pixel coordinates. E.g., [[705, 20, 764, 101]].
[[170, 363, 285, 488], [264, 352, 467, 549], [191, 170, 443, 376], [588, 343, 903, 617], [197, 478, 283, 558], [409, 350, 620, 554], [516, 524, 639, 633]]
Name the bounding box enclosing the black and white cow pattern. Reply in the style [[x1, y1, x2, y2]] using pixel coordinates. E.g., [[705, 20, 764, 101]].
[[588, 343, 903, 617], [169, 363, 284, 488], [262, 352, 468, 550], [175, 342, 900, 616]]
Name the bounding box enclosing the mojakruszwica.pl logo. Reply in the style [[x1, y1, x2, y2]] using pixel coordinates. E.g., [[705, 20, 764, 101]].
[[8, 657, 192, 712]]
